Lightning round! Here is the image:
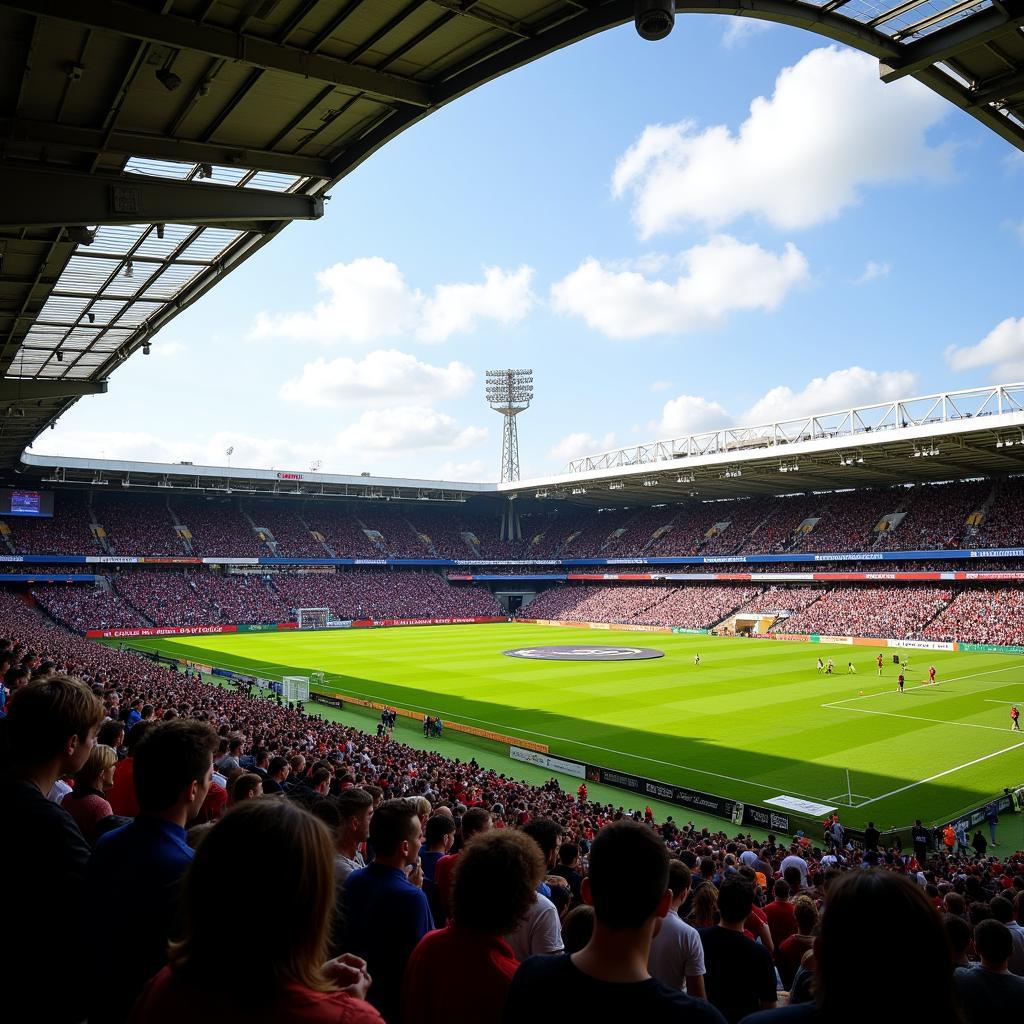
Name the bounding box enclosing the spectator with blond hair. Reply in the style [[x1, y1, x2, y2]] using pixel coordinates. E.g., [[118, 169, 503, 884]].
[[63, 741, 117, 844]]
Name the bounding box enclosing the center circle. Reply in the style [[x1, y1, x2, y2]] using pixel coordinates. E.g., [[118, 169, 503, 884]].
[[503, 645, 665, 662]]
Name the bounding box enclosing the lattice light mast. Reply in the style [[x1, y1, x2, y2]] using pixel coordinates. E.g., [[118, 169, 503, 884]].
[[485, 368, 533, 483]]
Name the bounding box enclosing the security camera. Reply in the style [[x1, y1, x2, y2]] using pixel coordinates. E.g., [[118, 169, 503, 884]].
[[635, 0, 675, 40]]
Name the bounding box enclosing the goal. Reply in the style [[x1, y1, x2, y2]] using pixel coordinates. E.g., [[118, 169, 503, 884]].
[[297, 607, 330, 630], [281, 675, 310, 702]]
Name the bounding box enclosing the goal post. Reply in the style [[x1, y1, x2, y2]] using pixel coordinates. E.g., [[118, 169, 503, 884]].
[[281, 675, 310, 702], [297, 607, 329, 630]]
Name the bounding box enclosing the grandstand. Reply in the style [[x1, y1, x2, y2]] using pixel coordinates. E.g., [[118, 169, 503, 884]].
[[5, 4, 1024, 1022]]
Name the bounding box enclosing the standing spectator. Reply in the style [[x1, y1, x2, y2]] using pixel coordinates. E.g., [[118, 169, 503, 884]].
[[780, 845, 809, 888], [340, 800, 433, 1024], [700, 877, 778, 1022], [912, 819, 931, 864], [953, 920, 1024, 1023], [863, 821, 880, 853], [262, 754, 291, 795], [434, 806, 492, 916], [85, 719, 218, 1024], [551, 841, 585, 904], [1008, 892, 1024, 976], [130, 799, 383, 1024], [986, 802, 1000, 846], [1, 676, 104, 1024], [763, 880, 798, 949], [775, 897, 818, 990], [504, 821, 724, 1022], [334, 787, 374, 884], [403, 830, 545, 1024], [106, 720, 152, 818], [63, 741, 117, 844], [649, 860, 707, 999], [505, 818, 566, 961]]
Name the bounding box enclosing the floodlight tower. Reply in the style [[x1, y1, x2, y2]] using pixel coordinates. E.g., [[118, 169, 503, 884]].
[[485, 368, 533, 483]]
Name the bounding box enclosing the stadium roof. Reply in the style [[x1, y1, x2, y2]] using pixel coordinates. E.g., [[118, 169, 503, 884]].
[[2, 0, 1023, 473], [19, 382, 1024, 505]]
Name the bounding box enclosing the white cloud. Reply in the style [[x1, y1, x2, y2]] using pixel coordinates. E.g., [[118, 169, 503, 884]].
[[721, 18, 773, 49], [436, 459, 491, 480], [41, 409, 488, 473], [650, 379, 673, 392], [856, 260, 891, 284], [945, 318, 1024, 380], [548, 431, 616, 463], [743, 367, 918, 423], [658, 394, 731, 434], [551, 235, 808, 339], [612, 46, 951, 236], [249, 257, 535, 345], [280, 349, 474, 407]]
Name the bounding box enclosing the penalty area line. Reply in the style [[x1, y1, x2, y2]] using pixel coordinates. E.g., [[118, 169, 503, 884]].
[[820, 663, 1022, 708]]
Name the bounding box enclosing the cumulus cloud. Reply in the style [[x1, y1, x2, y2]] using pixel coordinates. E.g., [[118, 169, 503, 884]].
[[250, 257, 535, 345], [551, 235, 808, 339], [612, 46, 952, 236], [945, 318, 1024, 380], [549, 432, 616, 463], [41, 409, 488, 473], [436, 459, 492, 480], [650, 379, 673, 392], [743, 367, 918, 423], [856, 260, 891, 284], [280, 350, 474, 408], [658, 394, 731, 434]]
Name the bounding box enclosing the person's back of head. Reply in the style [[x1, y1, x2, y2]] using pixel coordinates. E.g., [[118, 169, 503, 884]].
[[989, 896, 1013, 924], [585, 820, 669, 930], [425, 813, 455, 848], [450, 829, 544, 935], [717, 876, 754, 926], [459, 806, 492, 845], [124, 719, 153, 755], [559, 841, 580, 868], [773, 879, 790, 902], [792, 894, 818, 935], [268, 755, 288, 779], [667, 859, 691, 899], [369, 798, 420, 859], [817, 871, 956, 1022], [336, 786, 373, 824], [942, 912, 973, 962], [133, 718, 217, 815], [171, 799, 335, 1001], [561, 904, 596, 954], [521, 817, 561, 862], [974, 919, 1013, 969], [3, 674, 103, 771]]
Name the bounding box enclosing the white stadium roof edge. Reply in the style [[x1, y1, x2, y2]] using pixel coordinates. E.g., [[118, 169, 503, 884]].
[[20, 381, 1024, 507]]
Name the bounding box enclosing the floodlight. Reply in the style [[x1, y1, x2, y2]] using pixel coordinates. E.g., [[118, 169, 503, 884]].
[[156, 67, 182, 92]]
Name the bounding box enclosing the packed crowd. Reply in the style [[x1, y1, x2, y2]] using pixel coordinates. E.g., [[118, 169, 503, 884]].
[[97, 496, 186, 556], [175, 500, 267, 558], [114, 570, 220, 627], [924, 587, 1024, 646], [249, 503, 329, 558], [778, 586, 952, 640], [6, 494, 97, 554], [3, 596, 1023, 1024], [874, 482, 990, 552], [31, 583, 147, 632], [977, 477, 1024, 548]]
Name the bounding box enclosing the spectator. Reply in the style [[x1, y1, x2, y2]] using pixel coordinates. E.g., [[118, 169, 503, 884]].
[[649, 859, 707, 998], [340, 800, 434, 1023], [763, 879, 797, 949], [1, 675, 104, 1024], [403, 829, 546, 1024], [262, 754, 291, 795], [435, 806, 492, 917], [700, 876, 777, 1022], [504, 818, 567, 960], [775, 896, 818, 990], [953, 919, 1024, 1023], [63, 741, 117, 844], [129, 799, 383, 1024], [504, 820, 724, 1022], [85, 719, 218, 1024], [106, 720, 153, 817], [551, 840, 584, 903]]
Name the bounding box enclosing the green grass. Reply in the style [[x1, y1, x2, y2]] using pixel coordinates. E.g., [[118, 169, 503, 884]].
[[121, 624, 1024, 832]]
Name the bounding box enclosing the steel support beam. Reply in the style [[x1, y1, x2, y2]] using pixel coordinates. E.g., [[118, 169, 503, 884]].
[[880, 0, 1024, 82], [3, 0, 432, 107], [0, 118, 332, 179], [0, 165, 324, 229], [0, 379, 108, 399], [971, 67, 1024, 106]]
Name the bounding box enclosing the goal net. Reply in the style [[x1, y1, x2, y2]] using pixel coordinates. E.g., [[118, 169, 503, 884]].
[[297, 607, 329, 630], [281, 675, 310, 702]]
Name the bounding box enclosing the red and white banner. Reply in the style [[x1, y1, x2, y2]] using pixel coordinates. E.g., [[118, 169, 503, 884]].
[[362, 615, 507, 628], [86, 624, 237, 639]]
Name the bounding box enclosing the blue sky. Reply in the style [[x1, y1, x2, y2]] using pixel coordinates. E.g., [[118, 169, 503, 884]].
[[37, 16, 1024, 480]]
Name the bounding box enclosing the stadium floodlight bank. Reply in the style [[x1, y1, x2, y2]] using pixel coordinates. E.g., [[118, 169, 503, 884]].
[[297, 607, 329, 630]]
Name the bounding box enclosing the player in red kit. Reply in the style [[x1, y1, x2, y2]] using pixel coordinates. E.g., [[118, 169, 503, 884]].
[[1012, 706, 1020, 731], [929, 665, 936, 686], [898, 672, 905, 694]]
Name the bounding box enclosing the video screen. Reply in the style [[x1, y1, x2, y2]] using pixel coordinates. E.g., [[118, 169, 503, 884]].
[[0, 489, 54, 518]]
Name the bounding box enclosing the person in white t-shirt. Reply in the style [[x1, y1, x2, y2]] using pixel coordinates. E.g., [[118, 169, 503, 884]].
[[780, 845, 809, 888], [505, 890, 564, 960], [648, 860, 706, 999]]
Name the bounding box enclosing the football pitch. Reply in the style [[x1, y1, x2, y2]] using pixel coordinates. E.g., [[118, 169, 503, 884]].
[[124, 624, 1024, 830]]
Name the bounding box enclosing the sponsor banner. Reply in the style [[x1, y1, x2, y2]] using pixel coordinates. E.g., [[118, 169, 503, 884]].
[[971, 548, 1024, 558], [947, 794, 1014, 835], [370, 616, 506, 628], [84, 555, 139, 564], [954, 572, 1024, 581], [310, 691, 344, 708], [86, 624, 237, 639], [818, 635, 854, 645], [765, 795, 837, 817], [761, 633, 811, 643], [278, 620, 299, 630], [201, 557, 258, 565], [742, 805, 792, 833], [958, 642, 1024, 655], [510, 746, 587, 779], [887, 638, 956, 652], [0, 574, 96, 582], [237, 623, 280, 633], [186, 662, 213, 674], [672, 627, 710, 635], [585, 765, 740, 823], [139, 557, 203, 565], [0, 555, 24, 562]]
